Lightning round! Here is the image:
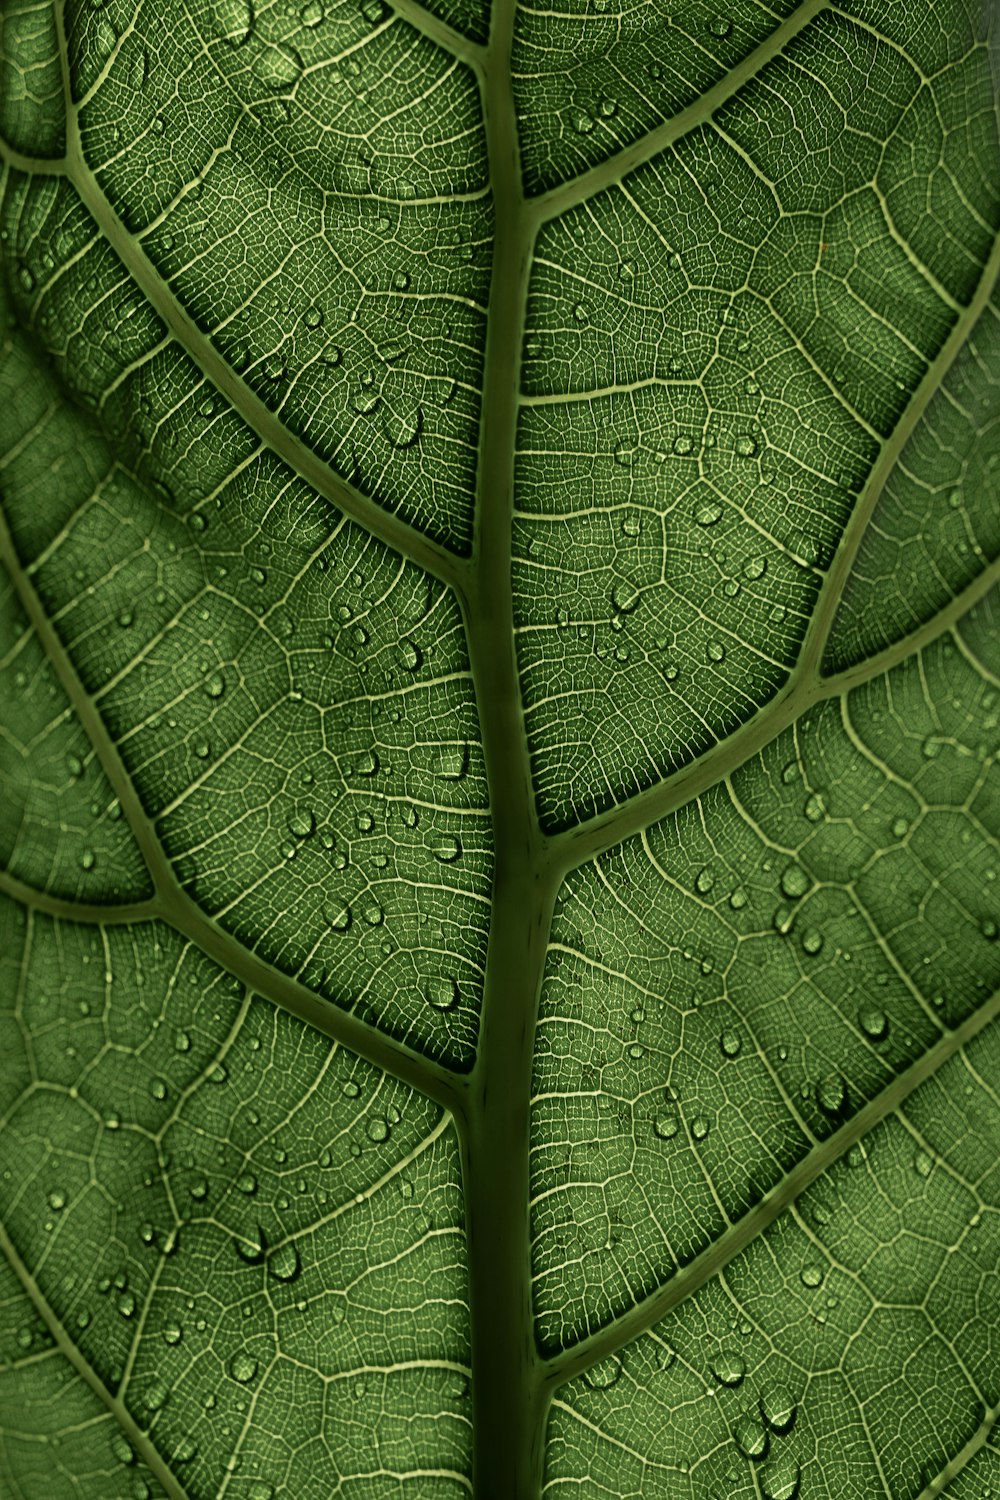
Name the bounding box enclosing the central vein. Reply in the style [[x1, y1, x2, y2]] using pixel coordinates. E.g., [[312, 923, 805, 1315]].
[[459, 4, 557, 1494]]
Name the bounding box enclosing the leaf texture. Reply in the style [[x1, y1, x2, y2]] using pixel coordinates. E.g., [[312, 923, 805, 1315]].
[[1, 1, 999, 1498]]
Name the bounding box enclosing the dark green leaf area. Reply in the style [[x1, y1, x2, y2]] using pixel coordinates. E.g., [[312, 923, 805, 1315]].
[[0, 183, 491, 1065], [0, 564, 152, 904], [65, 0, 493, 549], [826, 294, 1000, 674], [532, 586, 1000, 1350], [513, 3, 1000, 827], [0, 899, 472, 1500], [547, 1025, 1000, 1499]]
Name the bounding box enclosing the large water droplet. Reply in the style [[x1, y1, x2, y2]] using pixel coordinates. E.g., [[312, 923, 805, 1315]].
[[760, 1385, 797, 1433], [267, 1242, 301, 1282], [228, 1350, 259, 1384], [653, 1112, 679, 1140], [434, 743, 469, 781], [425, 976, 460, 1012], [857, 1004, 888, 1041], [287, 808, 315, 839], [761, 1457, 801, 1499], [381, 405, 423, 450], [815, 1072, 845, 1117], [583, 1354, 622, 1389], [214, 0, 254, 44], [253, 43, 303, 88], [733, 1413, 767, 1459], [432, 834, 462, 864], [710, 1350, 746, 1387], [611, 579, 641, 615], [780, 864, 809, 900], [233, 1226, 267, 1264]]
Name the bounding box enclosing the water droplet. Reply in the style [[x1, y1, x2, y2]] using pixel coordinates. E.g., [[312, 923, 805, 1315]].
[[780, 864, 809, 900], [237, 1172, 257, 1196], [653, 1112, 679, 1140], [398, 638, 423, 672], [815, 1072, 845, 1116], [203, 671, 225, 700], [228, 1351, 259, 1384], [611, 579, 641, 615], [803, 792, 826, 822], [891, 816, 909, 839], [982, 918, 998, 941], [570, 107, 595, 134], [800, 1263, 823, 1288], [711, 1350, 746, 1387], [233, 1226, 267, 1263], [300, 0, 324, 22], [695, 500, 723, 527], [672, 434, 694, 456], [253, 43, 303, 87], [144, 1380, 169, 1411], [706, 640, 726, 663], [734, 434, 758, 457], [268, 1242, 301, 1282], [583, 1354, 622, 1389], [760, 1385, 797, 1433], [287, 808, 315, 839], [691, 1115, 710, 1141], [323, 901, 352, 932], [432, 834, 462, 864], [734, 1413, 767, 1459], [434, 743, 469, 781], [708, 14, 732, 37], [163, 1323, 183, 1345], [366, 1116, 390, 1143], [695, 867, 715, 894], [720, 1029, 742, 1058], [800, 927, 823, 956], [729, 886, 747, 910], [215, 0, 254, 44], [361, 900, 384, 927], [914, 1149, 934, 1178], [761, 1457, 801, 1499], [425, 976, 460, 1012], [382, 405, 423, 450], [80, 848, 96, 872], [47, 1189, 66, 1211], [95, 17, 118, 58], [858, 1005, 888, 1041]]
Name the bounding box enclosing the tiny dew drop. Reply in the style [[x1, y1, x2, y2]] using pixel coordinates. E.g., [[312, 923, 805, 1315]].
[[800, 927, 823, 957], [381, 404, 424, 450], [803, 791, 826, 822], [570, 107, 595, 134], [708, 14, 732, 37], [706, 640, 726, 663], [425, 976, 460, 1012], [720, 1029, 742, 1058], [691, 1115, 711, 1141], [203, 671, 225, 700], [287, 808, 315, 839], [237, 1171, 257, 1195], [734, 434, 758, 457], [366, 1116, 390, 1143], [583, 1354, 622, 1389]]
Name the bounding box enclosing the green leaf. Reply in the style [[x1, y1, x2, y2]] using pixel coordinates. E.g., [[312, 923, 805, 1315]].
[[1, 2, 998, 1498]]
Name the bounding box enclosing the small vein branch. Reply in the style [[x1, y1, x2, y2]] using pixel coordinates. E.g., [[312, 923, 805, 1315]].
[[543, 981, 1000, 1391], [0, 868, 160, 925]]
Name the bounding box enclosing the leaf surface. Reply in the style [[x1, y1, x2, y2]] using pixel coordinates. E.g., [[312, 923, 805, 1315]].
[[1, 2, 999, 1498]]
